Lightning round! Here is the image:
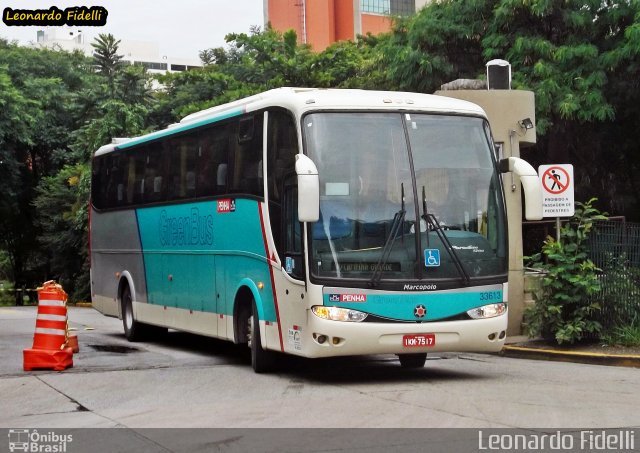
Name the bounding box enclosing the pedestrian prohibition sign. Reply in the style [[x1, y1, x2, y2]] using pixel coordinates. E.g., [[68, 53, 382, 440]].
[[539, 164, 574, 217]]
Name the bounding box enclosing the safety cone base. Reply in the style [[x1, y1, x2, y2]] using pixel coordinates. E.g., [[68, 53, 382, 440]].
[[23, 347, 73, 371], [66, 334, 80, 353]]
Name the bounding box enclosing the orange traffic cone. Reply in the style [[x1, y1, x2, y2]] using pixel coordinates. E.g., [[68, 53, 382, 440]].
[[23, 281, 73, 371], [66, 332, 80, 353]]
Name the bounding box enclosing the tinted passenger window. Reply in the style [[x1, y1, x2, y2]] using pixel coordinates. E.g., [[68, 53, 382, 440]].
[[229, 114, 264, 196], [198, 123, 232, 197], [92, 113, 267, 209]]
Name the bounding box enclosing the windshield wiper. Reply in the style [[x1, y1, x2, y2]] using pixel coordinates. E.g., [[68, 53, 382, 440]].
[[422, 186, 471, 286], [369, 183, 406, 288]]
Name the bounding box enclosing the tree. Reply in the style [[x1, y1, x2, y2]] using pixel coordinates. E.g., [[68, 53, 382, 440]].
[[33, 164, 90, 301], [311, 34, 387, 89], [221, 27, 316, 87], [199, 47, 228, 66], [92, 33, 124, 95], [378, 0, 492, 92], [0, 63, 42, 303]]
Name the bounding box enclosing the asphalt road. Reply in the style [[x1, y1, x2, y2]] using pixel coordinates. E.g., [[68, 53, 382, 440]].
[[1, 306, 639, 430]]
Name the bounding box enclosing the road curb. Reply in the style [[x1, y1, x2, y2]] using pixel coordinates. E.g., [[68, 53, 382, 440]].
[[70, 302, 93, 308], [501, 345, 640, 368]]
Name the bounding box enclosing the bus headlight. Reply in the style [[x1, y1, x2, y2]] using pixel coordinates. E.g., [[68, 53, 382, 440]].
[[467, 303, 507, 319], [312, 306, 368, 322]]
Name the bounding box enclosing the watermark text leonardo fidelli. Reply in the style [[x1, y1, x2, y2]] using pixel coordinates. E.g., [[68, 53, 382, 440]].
[[478, 430, 635, 451]]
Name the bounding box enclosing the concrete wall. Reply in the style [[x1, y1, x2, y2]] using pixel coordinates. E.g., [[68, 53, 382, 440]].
[[361, 14, 393, 36], [267, 0, 305, 41], [434, 89, 536, 335]]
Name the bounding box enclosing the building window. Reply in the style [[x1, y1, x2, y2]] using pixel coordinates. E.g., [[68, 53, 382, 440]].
[[133, 61, 168, 70], [361, 0, 415, 16], [390, 0, 415, 16], [360, 0, 390, 15]]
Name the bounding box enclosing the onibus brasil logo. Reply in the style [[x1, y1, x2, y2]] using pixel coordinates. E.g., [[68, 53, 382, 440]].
[[8, 429, 72, 452]]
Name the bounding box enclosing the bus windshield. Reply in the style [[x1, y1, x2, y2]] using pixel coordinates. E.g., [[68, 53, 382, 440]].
[[304, 112, 507, 285]]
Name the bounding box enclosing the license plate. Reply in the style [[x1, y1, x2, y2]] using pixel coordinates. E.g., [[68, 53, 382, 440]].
[[403, 334, 436, 348]]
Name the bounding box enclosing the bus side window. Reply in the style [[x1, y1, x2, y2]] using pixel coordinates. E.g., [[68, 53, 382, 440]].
[[217, 164, 227, 192], [145, 142, 165, 203], [167, 135, 198, 200], [92, 156, 106, 209], [230, 115, 264, 196], [129, 150, 146, 205], [105, 154, 126, 208], [198, 122, 231, 197]]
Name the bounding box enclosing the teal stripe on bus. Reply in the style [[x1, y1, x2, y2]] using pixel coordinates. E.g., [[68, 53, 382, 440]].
[[135, 199, 278, 321], [116, 108, 245, 150], [322, 291, 503, 322]]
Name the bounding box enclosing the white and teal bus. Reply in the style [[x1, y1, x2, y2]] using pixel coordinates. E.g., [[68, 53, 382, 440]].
[[90, 88, 542, 372]]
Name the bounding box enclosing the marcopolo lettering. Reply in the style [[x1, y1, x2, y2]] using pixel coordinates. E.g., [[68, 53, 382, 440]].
[[403, 284, 437, 291], [159, 208, 213, 247]]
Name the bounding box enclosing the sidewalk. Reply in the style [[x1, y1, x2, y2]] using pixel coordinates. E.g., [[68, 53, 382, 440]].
[[502, 335, 640, 368]]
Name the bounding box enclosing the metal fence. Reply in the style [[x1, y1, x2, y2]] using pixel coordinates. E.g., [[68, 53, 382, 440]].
[[588, 220, 640, 329]]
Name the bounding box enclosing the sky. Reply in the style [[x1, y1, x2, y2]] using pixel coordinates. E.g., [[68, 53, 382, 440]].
[[1, 0, 265, 60]]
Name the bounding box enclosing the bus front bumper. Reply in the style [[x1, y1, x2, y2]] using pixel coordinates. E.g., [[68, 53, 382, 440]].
[[298, 311, 508, 358]]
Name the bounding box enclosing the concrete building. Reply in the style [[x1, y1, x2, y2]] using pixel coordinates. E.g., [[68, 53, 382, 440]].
[[30, 29, 201, 74], [265, 0, 430, 50]]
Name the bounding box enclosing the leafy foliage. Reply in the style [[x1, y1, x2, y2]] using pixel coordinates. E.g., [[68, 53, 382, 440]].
[[33, 164, 90, 301], [378, 0, 492, 92], [524, 199, 608, 344], [597, 254, 640, 332], [92, 33, 125, 95], [603, 320, 640, 347]]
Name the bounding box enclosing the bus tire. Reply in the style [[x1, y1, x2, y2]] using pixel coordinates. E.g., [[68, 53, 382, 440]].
[[398, 353, 427, 368], [250, 301, 277, 373], [122, 284, 146, 342]]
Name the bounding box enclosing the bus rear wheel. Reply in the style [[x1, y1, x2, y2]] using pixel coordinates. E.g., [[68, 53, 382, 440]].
[[398, 353, 427, 368], [249, 302, 277, 373]]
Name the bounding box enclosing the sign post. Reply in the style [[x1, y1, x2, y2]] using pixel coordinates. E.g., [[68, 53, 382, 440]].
[[539, 164, 575, 242]]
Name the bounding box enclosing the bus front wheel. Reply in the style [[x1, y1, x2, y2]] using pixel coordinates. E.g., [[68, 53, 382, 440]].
[[122, 285, 145, 341], [398, 353, 427, 368], [249, 302, 277, 373]]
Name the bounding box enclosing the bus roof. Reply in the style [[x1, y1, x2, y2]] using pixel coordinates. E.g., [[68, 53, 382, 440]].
[[94, 87, 487, 156]]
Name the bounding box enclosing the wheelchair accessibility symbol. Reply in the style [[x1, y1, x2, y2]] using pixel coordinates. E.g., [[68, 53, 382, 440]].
[[424, 249, 441, 267]]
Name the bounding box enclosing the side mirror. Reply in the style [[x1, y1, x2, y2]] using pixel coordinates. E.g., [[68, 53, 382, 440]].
[[499, 157, 543, 220], [295, 154, 319, 222]]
